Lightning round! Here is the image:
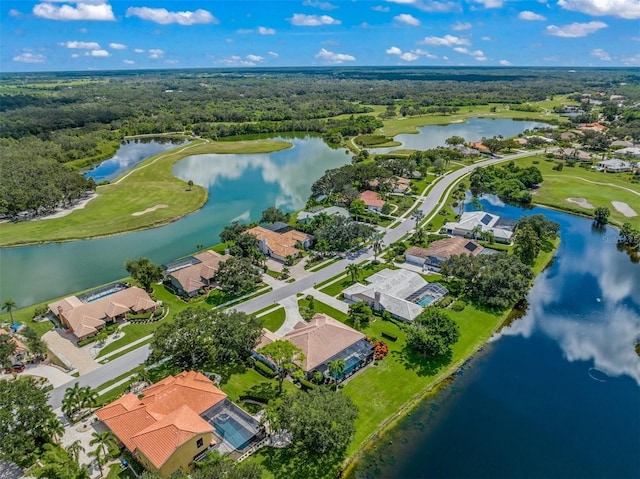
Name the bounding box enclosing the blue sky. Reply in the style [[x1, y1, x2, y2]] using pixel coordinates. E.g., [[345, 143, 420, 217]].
[[2, 0, 639, 72]]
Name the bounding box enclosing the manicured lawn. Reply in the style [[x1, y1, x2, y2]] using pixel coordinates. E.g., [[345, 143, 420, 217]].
[[0, 139, 292, 246], [320, 262, 391, 297], [410, 179, 431, 195], [298, 297, 349, 323], [387, 195, 415, 217], [516, 156, 640, 229], [259, 307, 286, 333], [218, 366, 298, 403]]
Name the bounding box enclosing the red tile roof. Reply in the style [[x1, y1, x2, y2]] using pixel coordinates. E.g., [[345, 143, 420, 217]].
[[96, 371, 226, 469], [359, 190, 386, 208]]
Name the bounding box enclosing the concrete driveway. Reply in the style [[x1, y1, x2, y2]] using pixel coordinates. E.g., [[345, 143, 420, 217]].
[[43, 329, 99, 375], [23, 364, 74, 388]]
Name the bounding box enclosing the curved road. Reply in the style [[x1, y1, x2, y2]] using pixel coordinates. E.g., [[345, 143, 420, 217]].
[[48, 149, 547, 408]]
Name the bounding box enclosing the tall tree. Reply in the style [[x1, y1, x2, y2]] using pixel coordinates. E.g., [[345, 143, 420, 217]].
[[371, 232, 384, 262], [2, 299, 17, 323], [348, 302, 372, 330], [514, 224, 542, 265], [66, 439, 85, 464], [191, 451, 263, 479], [445, 135, 465, 146], [260, 206, 290, 225], [267, 388, 358, 455], [349, 199, 366, 222], [124, 257, 163, 292], [407, 308, 460, 358], [259, 340, 305, 394], [593, 207, 611, 226], [327, 358, 346, 389], [0, 377, 59, 467], [32, 444, 90, 479], [347, 263, 361, 284], [0, 334, 18, 369], [215, 257, 262, 295]]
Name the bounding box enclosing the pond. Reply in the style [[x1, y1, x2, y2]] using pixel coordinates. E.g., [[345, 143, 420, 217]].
[[349, 200, 640, 479], [374, 118, 549, 154], [0, 135, 349, 307], [83, 138, 186, 183]]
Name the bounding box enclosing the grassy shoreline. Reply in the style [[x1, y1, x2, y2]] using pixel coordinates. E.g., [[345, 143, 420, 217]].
[[0, 138, 292, 247]]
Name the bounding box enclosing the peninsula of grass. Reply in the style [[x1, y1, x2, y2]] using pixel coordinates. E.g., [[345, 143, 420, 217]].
[[259, 307, 286, 333], [516, 155, 640, 229], [0, 138, 292, 247]]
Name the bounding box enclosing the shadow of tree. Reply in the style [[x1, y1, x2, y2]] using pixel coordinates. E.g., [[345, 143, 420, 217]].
[[246, 381, 281, 401], [260, 445, 344, 479], [396, 347, 453, 378]]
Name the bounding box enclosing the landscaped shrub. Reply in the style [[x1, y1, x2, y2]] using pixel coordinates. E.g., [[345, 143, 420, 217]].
[[253, 359, 277, 378], [381, 331, 398, 342], [437, 296, 454, 308], [299, 379, 316, 390], [451, 300, 466, 312], [395, 255, 406, 263], [367, 338, 389, 360], [238, 394, 269, 404]]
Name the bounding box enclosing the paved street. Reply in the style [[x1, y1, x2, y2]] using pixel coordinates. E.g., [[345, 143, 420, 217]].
[[48, 149, 547, 408]]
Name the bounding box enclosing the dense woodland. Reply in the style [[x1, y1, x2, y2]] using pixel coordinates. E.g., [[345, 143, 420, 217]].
[[1, 67, 639, 217]]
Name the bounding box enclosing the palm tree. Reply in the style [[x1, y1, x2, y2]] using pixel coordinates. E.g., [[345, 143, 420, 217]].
[[413, 226, 426, 245], [347, 263, 361, 284], [88, 445, 106, 478], [411, 209, 425, 228], [371, 233, 384, 263], [79, 386, 99, 412], [44, 415, 65, 444], [62, 383, 83, 421], [67, 439, 85, 464], [2, 299, 17, 323], [470, 225, 483, 240], [327, 358, 346, 390], [90, 431, 115, 467]]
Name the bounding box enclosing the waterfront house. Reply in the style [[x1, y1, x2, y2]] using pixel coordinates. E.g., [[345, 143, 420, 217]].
[[96, 371, 263, 477], [406, 238, 485, 271], [596, 159, 632, 173], [245, 226, 313, 263], [359, 190, 386, 213], [167, 250, 231, 297], [48, 286, 158, 340], [254, 313, 374, 383], [442, 211, 513, 244], [343, 268, 448, 321], [297, 206, 350, 224]]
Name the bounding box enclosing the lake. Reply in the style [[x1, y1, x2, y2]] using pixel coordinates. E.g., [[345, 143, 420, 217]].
[[0, 135, 348, 307], [349, 200, 640, 479], [374, 118, 549, 154], [83, 138, 186, 183]]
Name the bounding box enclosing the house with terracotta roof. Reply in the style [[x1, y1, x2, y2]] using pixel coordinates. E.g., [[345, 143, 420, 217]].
[[579, 122, 606, 132], [406, 238, 485, 271], [167, 250, 231, 297], [48, 287, 158, 340], [96, 371, 263, 477], [469, 141, 490, 153], [245, 226, 313, 262], [0, 329, 27, 363], [359, 190, 386, 213], [255, 313, 374, 383]]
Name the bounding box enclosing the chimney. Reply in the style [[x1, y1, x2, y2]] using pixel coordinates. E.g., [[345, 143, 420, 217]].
[[374, 291, 381, 311]]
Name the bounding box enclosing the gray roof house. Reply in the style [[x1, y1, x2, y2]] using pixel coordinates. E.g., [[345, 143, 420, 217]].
[[596, 159, 633, 172], [297, 206, 350, 224], [343, 268, 448, 321], [442, 212, 513, 244]]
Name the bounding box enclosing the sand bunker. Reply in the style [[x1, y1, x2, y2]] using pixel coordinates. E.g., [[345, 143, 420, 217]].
[[132, 204, 168, 216], [612, 201, 638, 218], [566, 197, 594, 209]]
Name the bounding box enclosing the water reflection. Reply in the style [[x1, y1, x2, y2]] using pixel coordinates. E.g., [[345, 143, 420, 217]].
[[84, 139, 185, 182]]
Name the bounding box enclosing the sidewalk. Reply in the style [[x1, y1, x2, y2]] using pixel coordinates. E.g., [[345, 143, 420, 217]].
[[305, 288, 349, 313]]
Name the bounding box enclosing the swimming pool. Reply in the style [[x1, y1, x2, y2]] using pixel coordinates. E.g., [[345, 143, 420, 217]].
[[213, 415, 255, 450], [416, 295, 436, 307]]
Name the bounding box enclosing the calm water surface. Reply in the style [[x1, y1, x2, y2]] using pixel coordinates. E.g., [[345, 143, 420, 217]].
[[375, 118, 549, 154], [351, 200, 640, 479], [83, 139, 185, 182], [0, 135, 348, 307]]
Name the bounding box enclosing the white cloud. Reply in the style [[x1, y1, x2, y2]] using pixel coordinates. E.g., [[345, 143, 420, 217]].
[[9, 9, 22, 17], [148, 49, 164, 59], [268, 51, 279, 57], [134, 48, 145, 54], [13, 52, 46, 63], [302, 0, 338, 10], [590, 48, 611, 61], [400, 52, 420, 61], [123, 59, 135, 64], [394, 13, 421, 26], [372, 5, 390, 12], [289, 13, 341, 26], [622, 53, 640, 65], [125, 7, 218, 25], [420, 34, 470, 46], [71, 53, 80, 58], [236, 29, 253, 34], [109, 42, 127, 50], [386, 46, 403, 55], [246, 54, 264, 62], [546, 21, 608, 38], [315, 48, 355, 63], [258, 26, 276, 35], [222, 55, 260, 66], [481, 36, 491, 41], [386, 0, 459, 12], [33, 1, 115, 21], [518, 10, 546, 21], [558, 0, 640, 20], [453, 47, 469, 54], [86, 49, 110, 57], [453, 46, 487, 61], [59, 40, 100, 49], [470, 0, 504, 7], [499, 59, 512, 66], [414, 48, 438, 59], [452, 21, 472, 31]]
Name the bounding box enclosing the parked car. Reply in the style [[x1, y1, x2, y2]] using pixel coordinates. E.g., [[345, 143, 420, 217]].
[[4, 363, 25, 373]]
